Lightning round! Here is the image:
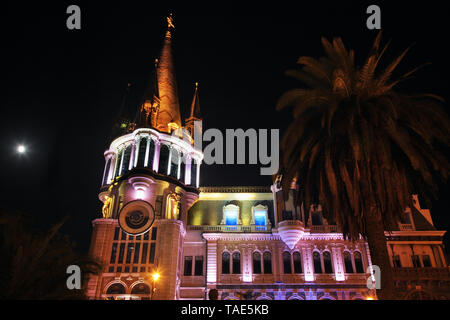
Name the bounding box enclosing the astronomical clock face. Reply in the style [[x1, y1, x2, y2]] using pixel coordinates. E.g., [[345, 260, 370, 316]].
[[118, 200, 155, 235]]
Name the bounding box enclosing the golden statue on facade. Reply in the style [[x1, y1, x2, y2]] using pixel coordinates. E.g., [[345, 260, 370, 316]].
[[102, 195, 112, 218]]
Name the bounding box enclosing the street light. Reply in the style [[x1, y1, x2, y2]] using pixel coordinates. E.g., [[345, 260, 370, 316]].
[[150, 271, 160, 300]]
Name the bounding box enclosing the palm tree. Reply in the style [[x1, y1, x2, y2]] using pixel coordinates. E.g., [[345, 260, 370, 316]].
[[0, 211, 101, 299], [276, 33, 449, 299]]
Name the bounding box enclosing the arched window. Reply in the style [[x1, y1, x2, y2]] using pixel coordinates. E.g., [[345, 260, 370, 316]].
[[223, 204, 239, 226], [106, 283, 125, 295], [313, 252, 322, 274], [344, 251, 354, 273], [136, 136, 147, 167], [232, 252, 241, 274], [263, 252, 272, 274], [159, 144, 170, 175], [323, 251, 333, 274], [293, 252, 302, 274], [253, 252, 262, 274], [169, 147, 179, 179], [283, 252, 292, 274], [354, 251, 364, 273], [120, 144, 132, 174], [114, 149, 123, 178], [131, 283, 150, 295], [311, 211, 323, 225], [191, 159, 198, 187], [222, 252, 230, 274], [179, 152, 186, 183], [253, 206, 267, 226], [102, 158, 111, 185], [146, 139, 155, 169]]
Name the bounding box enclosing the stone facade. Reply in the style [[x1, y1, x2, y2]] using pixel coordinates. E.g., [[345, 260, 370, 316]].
[[86, 16, 450, 300]]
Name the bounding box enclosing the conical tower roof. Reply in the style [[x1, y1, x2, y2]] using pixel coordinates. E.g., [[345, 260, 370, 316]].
[[155, 13, 182, 132]]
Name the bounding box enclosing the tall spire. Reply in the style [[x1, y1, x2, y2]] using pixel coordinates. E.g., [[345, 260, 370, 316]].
[[189, 82, 201, 119], [185, 82, 202, 141], [155, 13, 182, 132]]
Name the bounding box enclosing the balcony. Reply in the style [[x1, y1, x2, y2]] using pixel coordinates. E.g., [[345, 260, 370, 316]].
[[187, 224, 272, 233], [278, 220, 304, 227]]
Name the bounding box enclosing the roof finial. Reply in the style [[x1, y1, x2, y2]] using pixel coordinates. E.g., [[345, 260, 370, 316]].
[[167, 13, 175, 29], [166, 13, 175, 38], [189, 82, 201, 119]]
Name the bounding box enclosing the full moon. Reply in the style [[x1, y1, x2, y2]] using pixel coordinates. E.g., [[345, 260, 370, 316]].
[[17, 145, 26, 154]]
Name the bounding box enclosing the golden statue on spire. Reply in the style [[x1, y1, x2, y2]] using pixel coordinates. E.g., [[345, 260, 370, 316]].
[[165, 13, 175, 39], [167, 13, 175, 29]]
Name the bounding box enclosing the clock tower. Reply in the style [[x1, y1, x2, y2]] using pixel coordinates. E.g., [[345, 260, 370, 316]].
[[86, 14, 203, 300]]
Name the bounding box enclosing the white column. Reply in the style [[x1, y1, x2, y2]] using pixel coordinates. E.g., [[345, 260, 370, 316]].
[[177, 153, 181, 179], [332, 246, 345, 281], [167, 147, 172, 175], [205, 238, 218, 284], [134, 136, 141, 167], [196, 161, 201, 188], [144, 137, 151, 167], [270, 184, 278, 226], [242, 246, 252, 282], [185, 155, 192, 185], [101, 155, 111, 185], [302, 246, 314, 281], [118, 148, 125, 176], [107, 154, 115, 183], [129, 140, 136, 170], [153, 141, 160, 172]]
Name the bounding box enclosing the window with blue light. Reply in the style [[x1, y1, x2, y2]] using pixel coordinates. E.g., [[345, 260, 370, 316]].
[[225, 210, 238, 225], [223, 204, 239, 226], [254, 210, 266, 226]]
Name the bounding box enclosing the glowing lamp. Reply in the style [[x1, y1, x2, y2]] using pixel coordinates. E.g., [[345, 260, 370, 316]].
[[136, 189, 145, 199], [366, 296, 374, 300], [152, 273, 160, 281], [243, 274, 252, 282]]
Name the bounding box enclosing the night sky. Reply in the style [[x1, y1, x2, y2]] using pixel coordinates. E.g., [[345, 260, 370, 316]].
[[2, 1, 449, 253]]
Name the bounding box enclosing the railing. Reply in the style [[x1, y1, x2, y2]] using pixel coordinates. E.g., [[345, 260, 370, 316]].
[[278, 220, 304, 227], [393, 267, 450, 281], [188, 224, 272, 233], [310, 225, 339, 233]]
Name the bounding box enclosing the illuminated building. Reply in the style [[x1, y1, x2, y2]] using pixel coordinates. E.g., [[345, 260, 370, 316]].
[[86, 16, 450, 300]]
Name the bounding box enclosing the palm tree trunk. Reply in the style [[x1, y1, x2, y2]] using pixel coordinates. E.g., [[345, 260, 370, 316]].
[[364, 207, 396, 300]]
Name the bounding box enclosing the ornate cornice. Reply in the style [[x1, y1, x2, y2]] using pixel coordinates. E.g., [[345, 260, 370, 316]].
[[199, 186, 271, 193]]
